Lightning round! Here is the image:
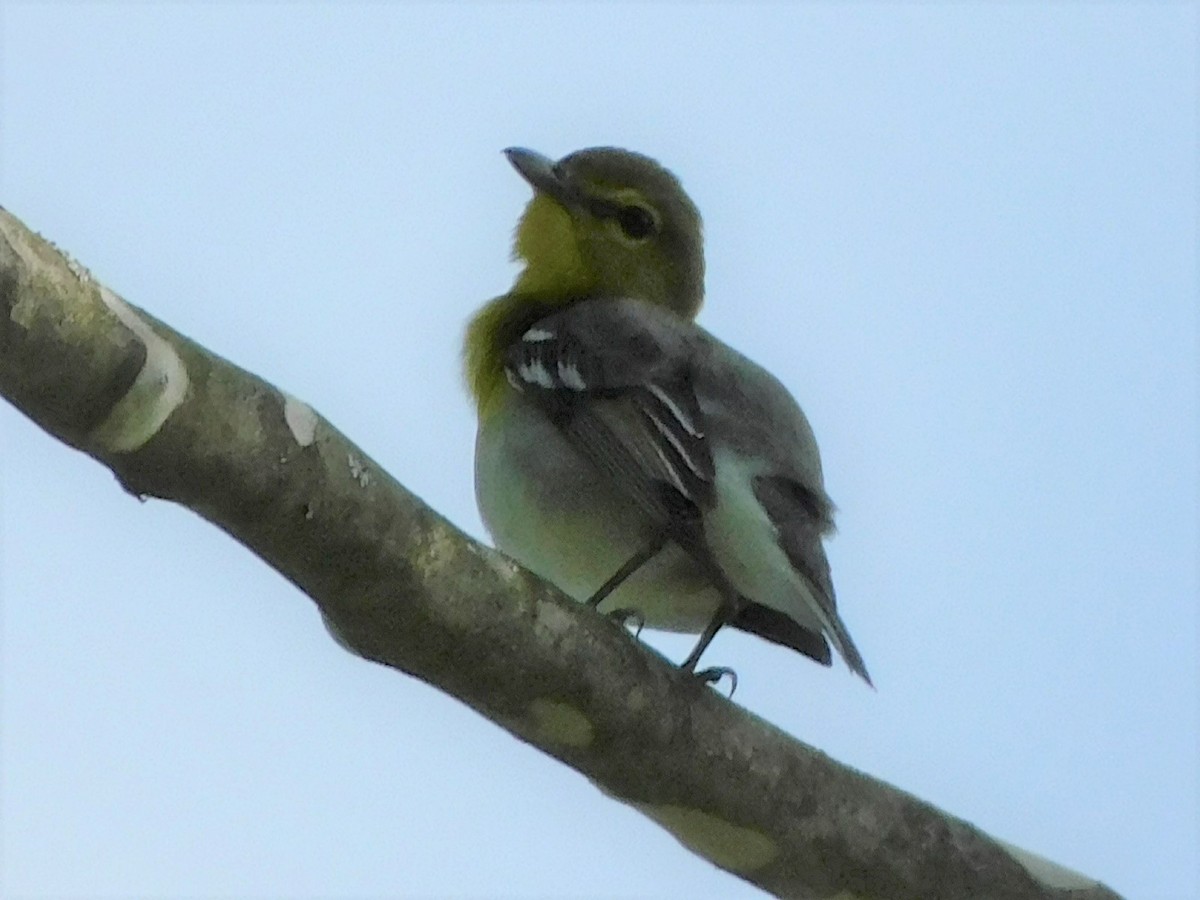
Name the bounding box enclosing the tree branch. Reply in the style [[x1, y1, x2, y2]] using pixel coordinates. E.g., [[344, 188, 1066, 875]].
[[0, 207, 1123, 900]]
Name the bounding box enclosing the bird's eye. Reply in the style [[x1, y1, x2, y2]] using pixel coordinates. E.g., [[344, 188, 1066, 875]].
[[615, 204, 657, 240]]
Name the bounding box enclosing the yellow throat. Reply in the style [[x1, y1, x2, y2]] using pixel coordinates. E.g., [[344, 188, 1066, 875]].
[[465, 194, 597, 418], [464, 147, 705, 419]]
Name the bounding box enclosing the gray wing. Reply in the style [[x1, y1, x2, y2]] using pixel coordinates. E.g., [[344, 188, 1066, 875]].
[[507, 299, 871, 681], [504, 298, 715, 525], [695, 337, 873, 684]]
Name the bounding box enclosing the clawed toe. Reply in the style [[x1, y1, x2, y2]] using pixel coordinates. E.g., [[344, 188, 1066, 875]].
[[692, 665, 737, 696], [605, 607, 645, 637]]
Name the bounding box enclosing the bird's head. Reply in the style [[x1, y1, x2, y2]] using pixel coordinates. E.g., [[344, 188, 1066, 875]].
[[505, 146, 705, 319]]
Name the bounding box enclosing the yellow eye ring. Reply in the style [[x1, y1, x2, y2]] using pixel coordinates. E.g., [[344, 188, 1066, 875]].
[[615, 204, 657, 241]]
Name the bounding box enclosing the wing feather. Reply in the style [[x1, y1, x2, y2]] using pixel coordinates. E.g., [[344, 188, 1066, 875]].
[[504, 304, 714, 523], [502, 298, 872, 683]]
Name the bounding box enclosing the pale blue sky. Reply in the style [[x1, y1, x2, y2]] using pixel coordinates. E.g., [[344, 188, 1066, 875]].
[[1, 4, 1196, 898]]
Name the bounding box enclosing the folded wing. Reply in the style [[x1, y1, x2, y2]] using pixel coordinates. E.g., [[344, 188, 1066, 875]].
[[504, 300, 715, 524]]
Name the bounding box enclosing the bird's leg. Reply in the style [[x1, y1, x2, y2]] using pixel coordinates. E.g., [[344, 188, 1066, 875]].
[[679, 602, 730, 672], [679, 591, 741, 693], [586, 532, 668, 609]]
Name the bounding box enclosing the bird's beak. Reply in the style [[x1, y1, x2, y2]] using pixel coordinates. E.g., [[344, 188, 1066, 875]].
[[504, 147, 578, 209]]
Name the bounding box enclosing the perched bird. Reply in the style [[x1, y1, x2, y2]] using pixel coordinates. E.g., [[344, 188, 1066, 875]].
[[465, 147, 870, 684]]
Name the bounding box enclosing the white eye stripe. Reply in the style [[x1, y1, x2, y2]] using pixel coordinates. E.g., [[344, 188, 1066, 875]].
[[522, 328, 556, 342]]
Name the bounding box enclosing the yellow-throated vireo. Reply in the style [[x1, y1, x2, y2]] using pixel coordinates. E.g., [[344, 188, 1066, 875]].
[[465, 147, 871, 684]]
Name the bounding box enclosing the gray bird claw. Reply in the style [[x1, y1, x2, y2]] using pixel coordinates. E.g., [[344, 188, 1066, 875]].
[[606, 607, 645, 637], [693, 666, 737, 696]]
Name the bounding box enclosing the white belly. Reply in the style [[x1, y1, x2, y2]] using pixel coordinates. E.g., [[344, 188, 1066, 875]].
[[474, 394, 721, 632], [702, 448, 827, 636]]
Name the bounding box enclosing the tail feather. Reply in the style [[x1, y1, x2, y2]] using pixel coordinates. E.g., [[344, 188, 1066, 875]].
[[753, 473, 873, 686], [732, 603, 832, 667]]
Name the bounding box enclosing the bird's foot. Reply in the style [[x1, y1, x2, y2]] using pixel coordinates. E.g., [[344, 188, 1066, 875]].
[[692, 666, 737, 697], [605, 607, 645, 637]]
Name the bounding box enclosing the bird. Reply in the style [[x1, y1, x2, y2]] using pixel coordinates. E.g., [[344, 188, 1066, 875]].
[[464, 146, 871, 684]]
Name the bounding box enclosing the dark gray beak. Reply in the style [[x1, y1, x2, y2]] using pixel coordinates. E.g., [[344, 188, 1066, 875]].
[[504, 147, 577, 207]]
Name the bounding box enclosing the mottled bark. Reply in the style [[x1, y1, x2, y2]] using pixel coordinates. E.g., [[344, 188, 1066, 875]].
[[0, 207, 1122, 900]]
